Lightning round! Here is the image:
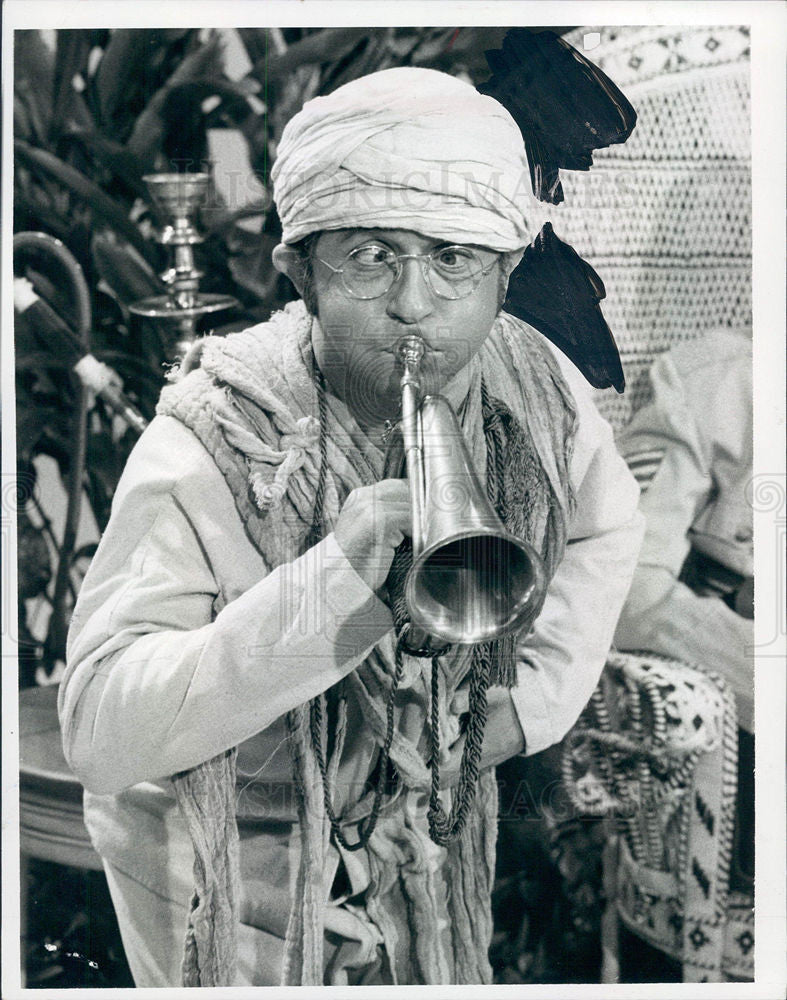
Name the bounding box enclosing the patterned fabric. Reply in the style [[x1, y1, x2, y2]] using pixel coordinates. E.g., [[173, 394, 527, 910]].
[[569, 26, 750, 92], [527, 25, 751, 432], [563, 651, 748, 982]]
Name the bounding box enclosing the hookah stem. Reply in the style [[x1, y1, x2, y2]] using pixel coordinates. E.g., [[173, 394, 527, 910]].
[[15, 278, 147, 434]]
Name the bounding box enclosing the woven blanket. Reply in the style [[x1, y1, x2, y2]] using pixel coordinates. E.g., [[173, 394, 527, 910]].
[[535, 25, 751, 431]]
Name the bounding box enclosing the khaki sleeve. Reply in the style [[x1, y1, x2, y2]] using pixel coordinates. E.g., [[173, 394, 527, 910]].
[[613, 353, 753, 731]]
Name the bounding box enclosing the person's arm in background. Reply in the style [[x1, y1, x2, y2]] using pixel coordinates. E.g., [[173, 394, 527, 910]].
[[449, 347, 645, 773], [59, 416, 395, 795], [612, 350, 753, 731]]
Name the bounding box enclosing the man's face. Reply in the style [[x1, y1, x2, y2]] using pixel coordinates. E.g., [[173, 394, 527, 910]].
[[309, 228, 501, 429]]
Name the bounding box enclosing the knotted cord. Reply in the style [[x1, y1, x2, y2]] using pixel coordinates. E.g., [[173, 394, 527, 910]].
[[427, 648, 492, 845]]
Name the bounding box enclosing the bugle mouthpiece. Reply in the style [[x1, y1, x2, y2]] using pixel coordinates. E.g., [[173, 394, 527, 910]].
[[396, 335, 425, 369]]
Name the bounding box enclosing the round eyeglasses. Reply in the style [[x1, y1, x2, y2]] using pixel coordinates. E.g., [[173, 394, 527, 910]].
[[314, 244, 498, 301]]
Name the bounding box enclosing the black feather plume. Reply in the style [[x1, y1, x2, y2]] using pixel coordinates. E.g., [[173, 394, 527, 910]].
[[504, 223, 624, 392], [478, 29, 637, 204]]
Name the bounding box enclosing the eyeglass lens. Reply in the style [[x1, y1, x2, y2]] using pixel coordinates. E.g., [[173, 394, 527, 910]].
[[342, 246, 487, 300]]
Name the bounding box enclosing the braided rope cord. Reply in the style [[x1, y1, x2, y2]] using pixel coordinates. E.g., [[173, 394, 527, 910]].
[[564, 685, 648, 863], [426, 648, 491, 845], [481, 377, 506, 514], [564, 710, 707, 873], [567, 654, 745, 978], [704, 668, 739, 921], [642, 675, 670, 867], [588, 687, 621, 795]]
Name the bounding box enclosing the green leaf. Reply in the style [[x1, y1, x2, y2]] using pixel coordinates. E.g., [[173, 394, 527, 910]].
[[236, 28, 270, 67], [93, 30, 163, 131], [15, 405, 69, 464], [322, 33, 387, 94], [14, 31, 55, 145], [52, 30, 94, 139], [14, 140, 155, 264], [225, 230, 281, 301], [91, 231, 162, 305], [126, 32, 225, 169], [14, 94, 33, 141], [250, 27, 369, 83], [65, 127, 150, 202], [14, 192, 71, 242]]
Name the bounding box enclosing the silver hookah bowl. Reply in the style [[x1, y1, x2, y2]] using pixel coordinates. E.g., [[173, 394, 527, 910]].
[[130, 173, 238, 359]]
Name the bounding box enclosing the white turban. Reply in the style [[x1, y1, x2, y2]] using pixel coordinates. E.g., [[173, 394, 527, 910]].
[[271, 67, 531, 251]]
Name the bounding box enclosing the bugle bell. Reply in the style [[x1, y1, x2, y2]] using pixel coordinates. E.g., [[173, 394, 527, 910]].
[[392, 335, 546, 654]]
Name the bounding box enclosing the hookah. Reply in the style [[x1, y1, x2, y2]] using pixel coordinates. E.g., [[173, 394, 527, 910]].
[[130, 172, 238, 360]]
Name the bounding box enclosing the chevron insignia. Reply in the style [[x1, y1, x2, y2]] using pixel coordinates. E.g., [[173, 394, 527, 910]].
[[624, 448, 665, 491]]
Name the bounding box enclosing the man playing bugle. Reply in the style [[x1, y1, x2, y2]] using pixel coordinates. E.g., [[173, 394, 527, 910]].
[[61, 66, 643, 987]]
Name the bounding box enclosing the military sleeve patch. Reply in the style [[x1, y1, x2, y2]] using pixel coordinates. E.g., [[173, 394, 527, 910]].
[[624, 448, 666, 492]]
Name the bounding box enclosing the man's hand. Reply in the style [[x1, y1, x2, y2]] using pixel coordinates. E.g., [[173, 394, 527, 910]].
[[334, 478, 411, 592], [439, 686, 526, 788]]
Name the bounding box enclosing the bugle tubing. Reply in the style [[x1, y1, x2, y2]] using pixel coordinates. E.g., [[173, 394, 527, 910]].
[[395, 335, 546, 652]]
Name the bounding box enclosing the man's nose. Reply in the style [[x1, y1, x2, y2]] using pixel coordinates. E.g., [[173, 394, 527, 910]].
[[385, 258, 435, 325]]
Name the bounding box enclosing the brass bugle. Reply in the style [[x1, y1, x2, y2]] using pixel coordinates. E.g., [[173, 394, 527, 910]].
[[395, 335, 546, 652]]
